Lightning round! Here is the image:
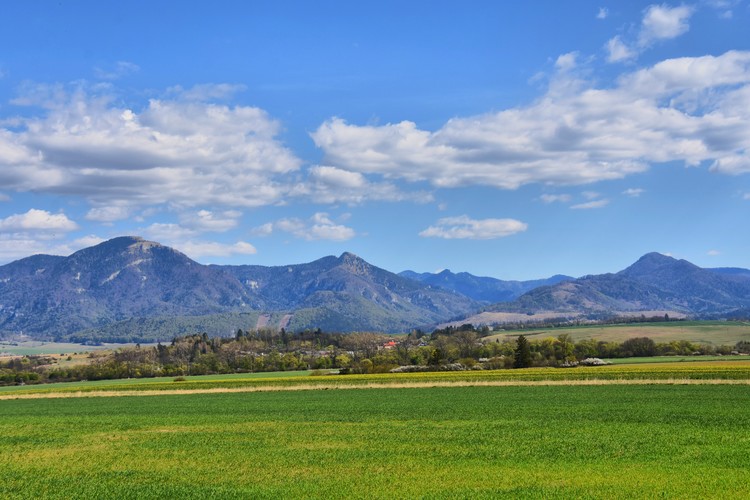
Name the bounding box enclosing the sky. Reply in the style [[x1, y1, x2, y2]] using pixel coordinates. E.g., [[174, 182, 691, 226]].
[[0, 1, 749, 280]]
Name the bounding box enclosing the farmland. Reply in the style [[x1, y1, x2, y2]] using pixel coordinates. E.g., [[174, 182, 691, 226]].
[[1, 376, 750, 498], [1, 360, 750, 398], [484, 320, 750, 346]]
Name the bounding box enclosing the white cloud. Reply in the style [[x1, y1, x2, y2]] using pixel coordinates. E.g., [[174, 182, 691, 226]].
[[251, 222, 274, 237], [597, 7, 609, 19], [555, 52, 578, 72], [0, 234, 75, 262], [72, 234, 106, 248], [623, 188, 645, 197], [709, 151, 750, 174], [606, 36, 637, 63], [0, 226, 101, 264], [93, 61, 140, 81], [85, 205, 131, 222], [180, 209, 241, 232], [540, 193, 572, 203], [707, 249, 721, 256], [139, 222, 256, 260], [744, 193, 750, 200], [0, 193, 9, 202], [175, 240, 257, 259], [639, 4, 695, 46], [0, 84, 301, 211], [167, 83, 247, 101], [142, 223, 197, 241], [271, 212, 356, 241], [313, 51, 750, 191], [293, 165, 434, 205], [419, 216, 527, 240], [582, 191, 601, 200], [571, 199, 610, 209], [0, 209, 78, 231], [606, 4, 696, 64]]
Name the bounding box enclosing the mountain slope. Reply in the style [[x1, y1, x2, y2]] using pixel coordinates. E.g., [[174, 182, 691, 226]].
[[400, 269, 573, 303], [486, 253, 750, 318], [217, 252, 479, 331], [0, 237, 252, 337], [0, 238, 479, 339]]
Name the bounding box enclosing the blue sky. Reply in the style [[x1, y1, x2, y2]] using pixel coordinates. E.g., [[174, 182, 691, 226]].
[[1, 1, 749, 280]]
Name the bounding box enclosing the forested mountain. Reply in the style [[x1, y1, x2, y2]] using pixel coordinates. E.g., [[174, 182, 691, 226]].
[[486, 252, 750, 318], [3, 239, 750, 342], [399, 269, 572, 303], [0, 237, 478, 340]]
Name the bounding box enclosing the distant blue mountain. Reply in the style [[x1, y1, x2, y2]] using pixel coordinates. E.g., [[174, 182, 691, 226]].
[[0, 237, 478, 340], [488, 252, 750, 317], [399, 269, 573, 303]]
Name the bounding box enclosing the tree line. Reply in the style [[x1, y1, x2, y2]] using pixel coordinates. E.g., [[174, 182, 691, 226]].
[[1, 326, 749, 386]]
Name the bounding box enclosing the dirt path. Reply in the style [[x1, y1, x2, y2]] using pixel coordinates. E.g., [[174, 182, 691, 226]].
[[2, 378, 749, 400]]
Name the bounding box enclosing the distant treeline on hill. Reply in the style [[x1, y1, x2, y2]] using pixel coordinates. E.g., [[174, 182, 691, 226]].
[[2, 326, 750, 386]]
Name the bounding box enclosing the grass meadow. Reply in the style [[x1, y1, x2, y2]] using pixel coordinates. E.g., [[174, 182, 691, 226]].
[[1, 381, 750, 498], [484, 320, 750, 346], [1, 361, 750, 498]]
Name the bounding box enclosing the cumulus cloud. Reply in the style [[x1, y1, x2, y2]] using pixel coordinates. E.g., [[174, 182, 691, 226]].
[[639, 4, 695, 46], [0, 209, 78, 231], [606, 36, 637, 63], [142, 223, 197, 241], [72, 234, 106, 248], [292, 165, 434, 205], [267, 212, 356, 241], [540, 194, 572, 203], [605, 4, 696, 63], [419, 216, 527, 240], [85, 205, 131, 222], [623, 188, 645, 197], [180, 209, 242, 232], [167, 83, 247, 101], [0, 84, 301, 211], [597, 7, 609, 19], [0, 235, 76, 262], [251, 222, 274, 237], [313, 50, 750, 190], [140, 222, 256, 260], [571, 199, 610, 209], [93, 61, 140, 81], [555, 52, 579, 72], [174, 240, 257, 259], [0, 217, 99, 264]]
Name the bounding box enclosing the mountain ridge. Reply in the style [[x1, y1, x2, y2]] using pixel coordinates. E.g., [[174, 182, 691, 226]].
[[2, 238, 750, 341], [399, 268, 573, 303], [0, 237, 478, 340]]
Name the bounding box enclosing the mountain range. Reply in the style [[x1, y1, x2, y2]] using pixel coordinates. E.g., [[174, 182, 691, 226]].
[[474, 252, 750, 324], [1, 237, 749, 342], [0, 237, 477, 341], [399, 269, 573, 303]]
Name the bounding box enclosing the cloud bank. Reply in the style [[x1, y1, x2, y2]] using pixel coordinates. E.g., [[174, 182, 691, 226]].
[[313, 50, 750, 190]]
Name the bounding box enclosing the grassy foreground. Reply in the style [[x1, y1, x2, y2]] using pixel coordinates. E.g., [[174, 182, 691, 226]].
[[1, 382, 750, 499]]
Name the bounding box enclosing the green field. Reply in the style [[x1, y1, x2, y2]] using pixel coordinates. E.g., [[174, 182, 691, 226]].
[[0, 341, 153, 356], [0, 369, 328, 393], [605, 355, 750, 364], [1, 381, 750, 498], [485, 320, 750, 346], [3, 360, 750, 397]]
